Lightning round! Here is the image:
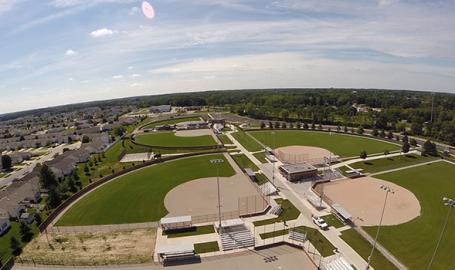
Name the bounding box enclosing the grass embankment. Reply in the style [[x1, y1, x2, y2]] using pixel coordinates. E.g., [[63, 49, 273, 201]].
[[253, 152, 268, 163], [135, 132, 217, 147], [231, 130, 263, 152], [218, 134, 233, 145], [259, 226, 335, 257], [253, 199, 300, 226], [255, 173, 269, 185], [323, 214, 345, 229], [0, 222, 39, 265], [57, 154, 235, 226], [194, 241, 219, 254], [231, 154, 259, 171], [341, 229, 398, 270], [163, 225, 215, 238], [364, 161, 455, 270], [250, 130, 399, 157], [350, 154, 437, 173]]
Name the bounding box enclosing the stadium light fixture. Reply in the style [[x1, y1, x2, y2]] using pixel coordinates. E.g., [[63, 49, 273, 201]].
[[210, 158, 224, 234], [427, 196, 454, 270], [366, 185, 394, 270]]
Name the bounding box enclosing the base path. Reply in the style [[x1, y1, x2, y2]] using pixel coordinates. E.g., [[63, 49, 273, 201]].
[[321, 177, 421, 226]]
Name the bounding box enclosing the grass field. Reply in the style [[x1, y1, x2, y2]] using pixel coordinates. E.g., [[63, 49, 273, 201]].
[[231, 130, 263, 152], [259, 226, 335, 257], [249, 130, 399, 157], [0, 222, 39, 265], [255, 173, 269, 185], [142, 116, 202, 129], [323, 214, 345, 229], [57, 154, 235, 226], [253, 199, 300, 226], [231, 154, 259, 171], [341, 229, 398, 270], [194, 241, 219, 254], [135, 132, 217, 147], [364, 161, 455, 270], [253, 152, 268, 163], [218, 134, 233, 145], [350, 154, 437, 173], [163, 225, 215, 238]]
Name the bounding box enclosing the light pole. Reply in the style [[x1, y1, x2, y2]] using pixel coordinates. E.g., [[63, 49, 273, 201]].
[[210, 158, 224, 234], [366, 185, 394, 270], [427, 197, 454, 270]]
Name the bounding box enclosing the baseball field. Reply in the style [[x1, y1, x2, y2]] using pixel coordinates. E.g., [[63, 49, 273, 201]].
[[364, 161, 455, 270], [249, 130, 399, 157], [57, 154, 235, 226], [134, 131, 217, 147]]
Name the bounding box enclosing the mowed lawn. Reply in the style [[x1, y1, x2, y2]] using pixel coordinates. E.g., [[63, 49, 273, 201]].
[[135, 132, 217, 147], [57, 154, 235, 226], [366, 161, 455, 270], [250, 130, 399, 157], [350, 154, 438, 173]]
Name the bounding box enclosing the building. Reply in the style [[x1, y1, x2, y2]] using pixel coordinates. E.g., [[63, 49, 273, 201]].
[[279, 163, 318, 182], [0, 209, 11, 235], [150, 105, 172, 113]]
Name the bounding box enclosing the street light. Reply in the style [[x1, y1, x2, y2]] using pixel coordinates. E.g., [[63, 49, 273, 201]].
[[210, 158, 224, 234], [427, 197, 455, 270], [366, 185, 394, 270]]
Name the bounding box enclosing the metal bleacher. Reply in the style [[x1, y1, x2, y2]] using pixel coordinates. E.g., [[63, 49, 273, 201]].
[[324, 257, 355, 270], [220, 225, 255, 251], [269, 205, 283, 216], [289, 230, 306, 243]]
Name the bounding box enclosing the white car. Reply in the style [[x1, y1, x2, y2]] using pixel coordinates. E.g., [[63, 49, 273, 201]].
[[312, 216, 329, 230]]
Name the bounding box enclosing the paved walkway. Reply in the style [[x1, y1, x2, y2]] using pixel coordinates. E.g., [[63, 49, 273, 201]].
[[332, 150, 420, 169], [15, 245, 317, 270], [227, 130, 372, 270], [370, 159, 442, 176]]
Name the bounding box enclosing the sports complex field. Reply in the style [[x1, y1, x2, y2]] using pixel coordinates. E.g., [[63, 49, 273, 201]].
[[134, 131, 217, 147], [142, 116, 202, 129], [363, 161, 455, 270], [249, 130, 400, 157], [57, 154, 236, 226]]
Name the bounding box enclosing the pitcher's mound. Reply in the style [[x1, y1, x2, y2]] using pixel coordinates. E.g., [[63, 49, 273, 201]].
[[321, 177, 421, 226], [275, 145, 334, 165]]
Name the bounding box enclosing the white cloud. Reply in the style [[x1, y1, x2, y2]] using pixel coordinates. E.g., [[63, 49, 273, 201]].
[[65, 49, 77, 56], [112, 74, 123, 79], [129, 73, 141, 78], [129, 6, 139, 16], [130, 82, 143, 87], [90, 28, 116, 38]]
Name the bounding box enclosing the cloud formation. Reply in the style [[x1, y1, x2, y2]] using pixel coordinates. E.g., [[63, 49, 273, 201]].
[[90, 28, 116, 38]]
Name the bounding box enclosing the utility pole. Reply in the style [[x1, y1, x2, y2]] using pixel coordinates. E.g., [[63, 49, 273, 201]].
[[366, 185, 394, 270], [427, 197, 454, 270], [210, 158, 224, 234]]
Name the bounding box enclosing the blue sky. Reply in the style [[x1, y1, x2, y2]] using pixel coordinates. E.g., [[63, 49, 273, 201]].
[[0, 0, 455, 114]]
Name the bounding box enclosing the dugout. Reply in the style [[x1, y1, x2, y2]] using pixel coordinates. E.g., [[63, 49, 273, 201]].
[[160, 216, 192, 231]]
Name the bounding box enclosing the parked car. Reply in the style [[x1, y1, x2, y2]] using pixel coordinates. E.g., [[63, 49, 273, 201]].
[[312, 216, 329, 230]]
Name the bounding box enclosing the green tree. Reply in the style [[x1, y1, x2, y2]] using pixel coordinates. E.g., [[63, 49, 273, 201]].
[[274, 122, 280, 129], [260, 122, 266, 129], [357, 126, 364, 135], [280, 109, 290, 121], [360, 150, 367, 159], [387, 130, 394, 139], [19, 222, 33, 243], [82, 135, 90, 143], [10, 236, 21, 256], [39, 164, 57, 189], [410, 138, 418, 146], [384, 150, 390, 156], [371, 128, 379, 136], [422, 140, 438, 156], [380, 130, 386, 138], [48, 188, 62, 208], [402, 141, 410, 154], [1, 155, 12, 171]]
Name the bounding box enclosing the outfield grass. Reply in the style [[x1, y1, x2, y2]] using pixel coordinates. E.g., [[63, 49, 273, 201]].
[[231, 154, 259, 171], [249, 130, 399, 157], [194, 241, 220, 254], [57, 154, 235, 226], [365, 161, 455, 270], [218, 134, 233, 145], [253, 199, 300, 226], [135, 132, 217, 147], [142, 116, 202, 129], [253, 152, 268, 163], [163, 225, 215, 238], [341, 229, 398, 270], [231, 130, 263, 152], [350, 154, 437, 173]]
